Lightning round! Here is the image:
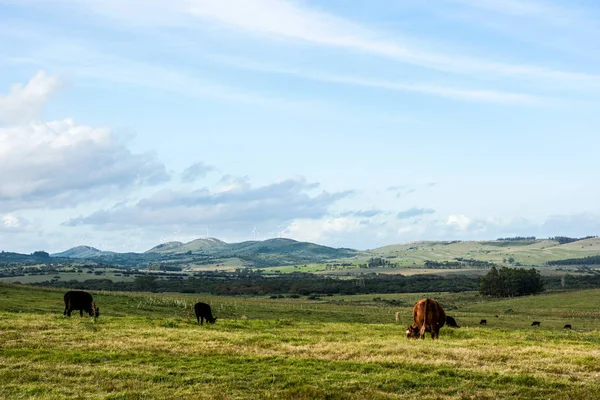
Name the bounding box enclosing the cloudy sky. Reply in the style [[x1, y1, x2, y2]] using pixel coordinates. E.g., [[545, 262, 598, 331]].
[[1, 0, 599, 253]]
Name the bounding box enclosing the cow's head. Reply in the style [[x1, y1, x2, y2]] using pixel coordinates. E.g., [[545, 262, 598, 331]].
[[406, 325, 420, 339], [208, 316, 217, 324]]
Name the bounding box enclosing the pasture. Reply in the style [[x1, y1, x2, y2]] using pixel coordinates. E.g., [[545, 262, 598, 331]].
[[1, 284, 599, 399]]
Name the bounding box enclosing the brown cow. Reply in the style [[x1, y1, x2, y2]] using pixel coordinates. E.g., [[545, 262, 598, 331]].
[[406, 298, 446, 340]]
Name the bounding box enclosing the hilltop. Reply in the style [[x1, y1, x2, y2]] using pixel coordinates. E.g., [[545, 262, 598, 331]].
[[51, 245, 115, 258], [146, 238, 227, 254]]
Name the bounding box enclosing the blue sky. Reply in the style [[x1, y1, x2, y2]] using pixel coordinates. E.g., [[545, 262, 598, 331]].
[[0, 0, 599, 253]]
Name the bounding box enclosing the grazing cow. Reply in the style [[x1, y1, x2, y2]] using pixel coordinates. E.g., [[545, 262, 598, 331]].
[[563, 324, 572, 330], [446, 315, 460, 328], [194, 302, 217, 325], [406, 298, 446, 340], [63, 291, 99, 318], [531, 321, 541, 327], [480, 319, 487, 325]]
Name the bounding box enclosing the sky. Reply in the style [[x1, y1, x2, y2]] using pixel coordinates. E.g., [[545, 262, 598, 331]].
[[0, 0, 599, 253]]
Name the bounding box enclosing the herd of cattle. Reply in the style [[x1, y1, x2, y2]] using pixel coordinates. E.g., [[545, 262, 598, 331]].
[[63, 291, 574, 338]]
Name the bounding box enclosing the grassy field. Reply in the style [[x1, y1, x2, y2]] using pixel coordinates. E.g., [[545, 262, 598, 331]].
[[370, 237, 600, 266], [1, 284, 600, 399]]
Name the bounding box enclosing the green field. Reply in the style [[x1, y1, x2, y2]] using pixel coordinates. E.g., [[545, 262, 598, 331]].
[[370, 237, 600, 266], [1, 284, 600, 399]]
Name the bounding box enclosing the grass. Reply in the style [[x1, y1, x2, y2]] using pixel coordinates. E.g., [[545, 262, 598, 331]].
[[370, 237, 600, 266], [1, 284, 600, 399]]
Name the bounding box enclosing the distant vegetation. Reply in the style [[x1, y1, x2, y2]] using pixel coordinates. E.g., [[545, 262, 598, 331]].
[[548, 236, 598, 245], [479, 266, 544, 297], [32, 271, 480, 295], [425, 258, 494, 268], [496, 236, 537, 241], [547, 255, 600, 266], [358, 257, 399, 268]]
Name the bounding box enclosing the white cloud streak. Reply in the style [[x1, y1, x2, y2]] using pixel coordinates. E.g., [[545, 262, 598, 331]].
[[9, 0, 600, 88]]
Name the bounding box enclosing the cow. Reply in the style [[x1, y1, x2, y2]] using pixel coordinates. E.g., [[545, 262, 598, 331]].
[[563, 324, 572, 329], [63, 291, 99, 319], [480, 319, 487, 325], [445, 315, 460, 328], [406, 298, 446, 340], [194, 302, 217, 325], [531, 321, 541, 327]]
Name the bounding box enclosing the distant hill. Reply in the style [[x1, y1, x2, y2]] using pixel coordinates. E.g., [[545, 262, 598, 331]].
[[225, 238, 356, 258], [45, 237, 359, 267], [6, 236, 599, 269], [145, 241, 184, 253], [370, 237, 600, 266], [146, 238, 227, 254], [51, 246, 115, 258]]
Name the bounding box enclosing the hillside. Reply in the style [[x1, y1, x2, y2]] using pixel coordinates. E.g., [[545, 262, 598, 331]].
[[371, 238, 600, 266], [158, 237, 227, 254], [51, 245, 115, 258], [145, 241, 184, 253]]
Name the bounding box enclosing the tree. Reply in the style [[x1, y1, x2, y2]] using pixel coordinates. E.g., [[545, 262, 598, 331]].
[[479, 267, 544, 297]]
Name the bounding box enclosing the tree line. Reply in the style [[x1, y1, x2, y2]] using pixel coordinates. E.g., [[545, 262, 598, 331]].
[[479, 267, 544, 297], [547, 255, 600, 266]]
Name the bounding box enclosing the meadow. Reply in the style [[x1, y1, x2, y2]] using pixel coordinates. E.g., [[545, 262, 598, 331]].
[[1, 284, 599, 399]]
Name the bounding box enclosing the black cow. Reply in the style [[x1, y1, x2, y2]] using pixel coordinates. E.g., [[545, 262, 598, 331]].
[[564, 324, 572, 329], [480, 319, 487, 325], [64, 291, 99, 318], [194, 302, 217, 325], [446, 315, 460, 328], [531, 321, 541, 327]]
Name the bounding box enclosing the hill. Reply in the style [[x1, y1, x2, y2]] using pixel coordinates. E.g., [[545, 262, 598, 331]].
[[51, 246, 115, 258], [145, 241, 185, 253], [370, 238, 600, 266], [147, 238, 227, 254]]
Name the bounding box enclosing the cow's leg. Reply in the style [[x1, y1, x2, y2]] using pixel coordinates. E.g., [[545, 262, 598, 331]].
[[197, 316, 200, 325], [80, 309, 84, 317], [201, 316, 204, 325], [66, 308, 72, 317]]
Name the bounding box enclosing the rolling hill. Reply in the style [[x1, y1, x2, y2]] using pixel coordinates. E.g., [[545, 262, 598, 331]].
[[51, 246, 115, 258], [370, 237, 600, 265], [146, 238, 227, 254]]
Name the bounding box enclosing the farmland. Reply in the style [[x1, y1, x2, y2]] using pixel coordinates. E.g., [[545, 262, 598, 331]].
[[1, 284, 599, 399]]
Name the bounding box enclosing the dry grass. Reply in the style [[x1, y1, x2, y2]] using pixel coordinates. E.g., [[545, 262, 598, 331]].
[[1, 284, 600, 399]]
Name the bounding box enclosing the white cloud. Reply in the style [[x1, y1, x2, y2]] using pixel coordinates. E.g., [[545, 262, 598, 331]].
[[64, 177, 353, 231], [286, 217, 363, 244], [446, 214, 472, 231], [0, 72, 169, 211], [2, 215, 21, 228], [0, 70, 61, 124]]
